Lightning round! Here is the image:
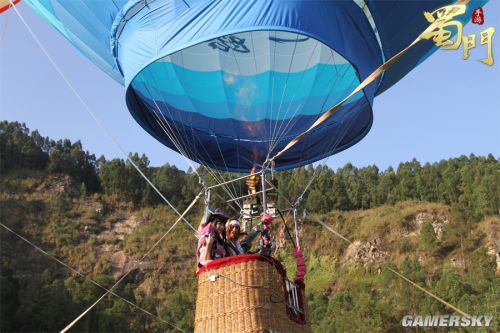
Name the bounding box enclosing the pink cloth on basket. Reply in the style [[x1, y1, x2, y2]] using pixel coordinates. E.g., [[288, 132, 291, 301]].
[[293, 247, 306, 282]]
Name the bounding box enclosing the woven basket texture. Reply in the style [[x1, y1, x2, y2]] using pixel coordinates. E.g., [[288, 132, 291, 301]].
[[195, 257, 312, 333]]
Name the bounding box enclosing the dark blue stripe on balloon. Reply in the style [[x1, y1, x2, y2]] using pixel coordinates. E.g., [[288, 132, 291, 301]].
[[126, 86, 373, 172]]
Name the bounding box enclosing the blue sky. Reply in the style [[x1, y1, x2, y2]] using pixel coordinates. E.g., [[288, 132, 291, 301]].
[[1, 2, 498, 172]]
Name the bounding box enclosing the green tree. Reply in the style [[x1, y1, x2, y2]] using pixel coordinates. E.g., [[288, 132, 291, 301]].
[[48, 139, 100, 191], [0, 121, 49, 172], [0, 267, 20, 332]]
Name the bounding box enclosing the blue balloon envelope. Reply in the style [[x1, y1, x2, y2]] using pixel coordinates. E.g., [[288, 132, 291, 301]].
[[26, 0, 486, 172]]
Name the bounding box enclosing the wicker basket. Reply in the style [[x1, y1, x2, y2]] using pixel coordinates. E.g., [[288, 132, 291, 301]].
[[195, 254, 312, 333]]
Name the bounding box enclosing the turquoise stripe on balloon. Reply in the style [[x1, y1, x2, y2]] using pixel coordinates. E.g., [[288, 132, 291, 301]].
[[26, 0, 71, 40], [25, 0, 124, 83], [131, 62, 362, 120]]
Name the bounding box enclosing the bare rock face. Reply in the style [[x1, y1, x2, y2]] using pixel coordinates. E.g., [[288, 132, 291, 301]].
[[95, 213, 143, 278], [109, 250, 127, 277], [450, 257, 466, 269], [38, 175, 79, 197], [80, 200, 105, 218], [97, 213, 140, 240], [484, 220, 500, 274], [112, 215, 140, 240], [345, 238, 389, 265], [418, 254, 427, 265], [486, 245, 500, 274], [402, 212, 449, 240]]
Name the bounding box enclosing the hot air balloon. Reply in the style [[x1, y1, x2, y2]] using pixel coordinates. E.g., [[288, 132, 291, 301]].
[[23, 0, 486, 332], [23, 0, 484, 173]]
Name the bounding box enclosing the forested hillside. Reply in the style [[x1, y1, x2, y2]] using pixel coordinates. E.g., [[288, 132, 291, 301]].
[[1, 121, 498, 332]]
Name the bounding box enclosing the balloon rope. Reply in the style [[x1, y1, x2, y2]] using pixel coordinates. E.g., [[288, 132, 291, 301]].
[[312, 218, 484, 325], [8, 1, 196, 233], [137, 70, 242, 204], [270, 47, 338, 154], [0, 222, 185, 332], [151, 103, 242, 204], [269, 19, 443, 164], [386, 268, 472, 319], [149, 97, 242, 205], [269, 35, 319, 151], [295, 102, 363, 206], [60, 191, 202, 333]]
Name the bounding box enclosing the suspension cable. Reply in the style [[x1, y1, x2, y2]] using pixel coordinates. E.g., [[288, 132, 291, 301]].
[[150, 95, 240, 204], [293, 106, 363, 207], [60, 191, 202, 333], [269, 38, 322, 152], [0, 222, 185, 332], [313, 219, 352, 244], [270, 47, 341, 154], [132, 53, 245, 210], [149, 105, 248, 210], [276, 208, 296, 248], [269, 33, 301, 150], [9, 1, 196, 233], [263, 104, 364, 249], [268, 17, 444, 163], [139, 61, 244, 204], [312, 218, 480, 322]]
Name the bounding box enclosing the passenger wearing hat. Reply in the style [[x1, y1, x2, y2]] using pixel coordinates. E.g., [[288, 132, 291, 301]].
[[225, 220, 245, 256], [197, 209, 229, 267]]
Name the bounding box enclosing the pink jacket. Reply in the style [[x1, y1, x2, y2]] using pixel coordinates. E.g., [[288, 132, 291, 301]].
[[196, 222, 216, 266]]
